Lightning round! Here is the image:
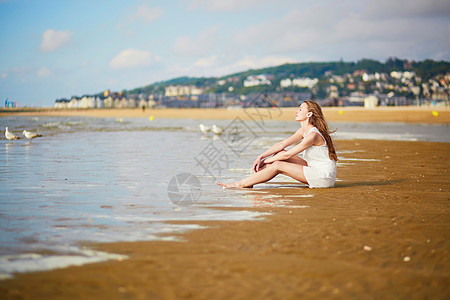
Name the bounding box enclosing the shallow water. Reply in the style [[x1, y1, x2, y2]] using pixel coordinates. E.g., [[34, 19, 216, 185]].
[[0, 115, 448, 278]]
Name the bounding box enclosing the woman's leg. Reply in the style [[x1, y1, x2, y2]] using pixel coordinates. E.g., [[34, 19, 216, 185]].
[[259, 154, 306, 171], [217, 160, 308, 188]]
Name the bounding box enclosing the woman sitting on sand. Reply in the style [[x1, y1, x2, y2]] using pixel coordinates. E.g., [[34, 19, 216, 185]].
[[217, 100, 338, 188]]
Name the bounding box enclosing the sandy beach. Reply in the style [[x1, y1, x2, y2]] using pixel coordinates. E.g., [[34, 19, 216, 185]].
[[1, 108, 449, 299], [1, 105, 450, 124]]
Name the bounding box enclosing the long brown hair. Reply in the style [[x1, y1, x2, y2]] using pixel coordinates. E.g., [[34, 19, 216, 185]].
[[304, 100, 338, 161]]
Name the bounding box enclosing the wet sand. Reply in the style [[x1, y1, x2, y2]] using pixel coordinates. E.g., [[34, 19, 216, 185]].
[[1, 138, 449, 299], [1, 106, 450, 123]]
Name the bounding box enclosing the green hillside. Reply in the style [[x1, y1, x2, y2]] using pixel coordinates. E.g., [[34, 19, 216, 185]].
[[126, 58, 449, 96]]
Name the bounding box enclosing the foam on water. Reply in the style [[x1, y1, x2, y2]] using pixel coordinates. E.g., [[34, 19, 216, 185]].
[[0, 250, 128, 280], [339, 157, 382, 162]]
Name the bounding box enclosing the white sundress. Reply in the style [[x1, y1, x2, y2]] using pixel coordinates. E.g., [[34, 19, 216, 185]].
[[302, 127, 337, 188]]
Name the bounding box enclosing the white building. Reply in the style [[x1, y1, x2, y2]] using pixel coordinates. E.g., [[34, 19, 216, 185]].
[[79, 96, 96, 108], [402, 71, 416, 80], [280, 78, 292, 88], [165, 85, 204, 96], [362, 73, 376, 82], [243, 75, 271, 87], [54, 100, 69, 109], [104, 96, 113, 108], [68, 97, 80, 109], [281, 77, 318, 88], [95, 97, 104, 108], [292, 77, 318, 88], [391, 71, 415, 80], [390, 71, 403, 79], [364, 95, 378, 108]]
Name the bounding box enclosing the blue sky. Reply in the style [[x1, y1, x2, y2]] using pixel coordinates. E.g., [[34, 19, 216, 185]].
[[1, 0, 449, 107]]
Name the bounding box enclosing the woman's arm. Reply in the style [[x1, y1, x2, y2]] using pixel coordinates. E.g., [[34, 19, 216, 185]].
[[253, 127, 304, 172], [263, 131, 319, 164]]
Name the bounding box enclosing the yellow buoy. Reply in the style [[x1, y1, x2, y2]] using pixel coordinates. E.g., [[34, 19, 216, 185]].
[[339, 110, 344, 115], [149, 115, 155, 121], [432, 111, 439, 117]]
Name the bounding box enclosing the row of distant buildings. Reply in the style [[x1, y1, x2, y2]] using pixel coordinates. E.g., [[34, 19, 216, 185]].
[[236, 71, 449, 102], [219, 74, 320, 89], [55, 92, 312, 109], [55, 70, 449, 109], [55, 94, 158, 109], [326, 70, 449, 101], [54, 90, 441, 110]]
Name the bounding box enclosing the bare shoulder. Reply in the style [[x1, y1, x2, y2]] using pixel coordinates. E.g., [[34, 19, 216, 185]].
[[292, 126, 307, 141], [295, 126, 306, 137], [307, 131, 326, 146], [280, 127, 304, 147]]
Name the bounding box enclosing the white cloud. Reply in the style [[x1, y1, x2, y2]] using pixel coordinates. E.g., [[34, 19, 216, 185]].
[[331, 9, 449, 60], [117, 5, 162, 30], [232, 6, 338, 54], [173, 26, 220, 57], [132, 5, 162, 23], [37, 67, 51, 77], [40, 29, 73, 52], [1, 73, 7, 79], [228, 2, 450, 62], [110, 49, 157, 69]]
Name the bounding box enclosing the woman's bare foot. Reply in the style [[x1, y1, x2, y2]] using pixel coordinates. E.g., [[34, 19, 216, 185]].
[[217, 181, 239, 188], [217, 181, 252, 188]]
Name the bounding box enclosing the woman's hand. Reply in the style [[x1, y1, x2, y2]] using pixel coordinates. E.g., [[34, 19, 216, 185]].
[[253, 156, 264, 173]]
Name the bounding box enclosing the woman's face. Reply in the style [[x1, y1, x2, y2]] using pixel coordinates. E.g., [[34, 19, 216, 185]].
[[295, 102, 309, 122]]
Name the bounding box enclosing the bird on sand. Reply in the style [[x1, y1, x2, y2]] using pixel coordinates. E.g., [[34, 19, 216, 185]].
[[22, 130, 42, 141], [5, 127, 19, 141], [199, 124, 211, 136], [211, 125, 223, 135]]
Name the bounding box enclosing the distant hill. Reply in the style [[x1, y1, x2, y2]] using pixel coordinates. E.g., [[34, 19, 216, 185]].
[[124, 58, 449, 96]]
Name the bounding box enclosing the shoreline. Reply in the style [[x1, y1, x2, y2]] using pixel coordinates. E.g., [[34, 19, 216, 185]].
[[1, 106, 450, 124], [0, 139, 449, 299]]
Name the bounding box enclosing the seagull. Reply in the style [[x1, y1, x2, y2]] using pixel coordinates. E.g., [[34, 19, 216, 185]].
[[211, 125, 223, 135], [22, 130, 42, 141], [199, 124, 211, 136], [5, 127, 19, 141]]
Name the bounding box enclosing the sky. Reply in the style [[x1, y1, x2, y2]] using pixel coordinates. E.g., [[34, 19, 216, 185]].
[[0, 0, 449, 107]]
